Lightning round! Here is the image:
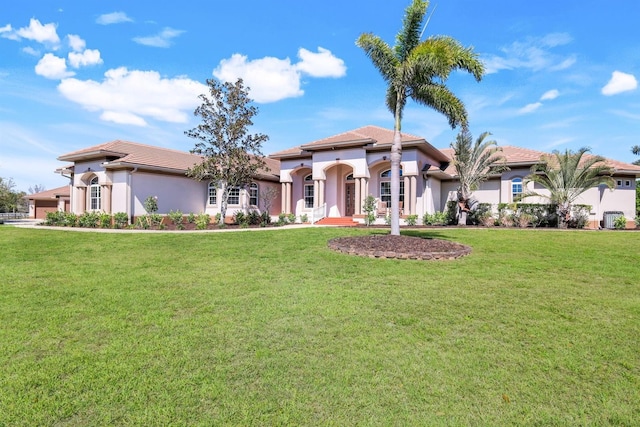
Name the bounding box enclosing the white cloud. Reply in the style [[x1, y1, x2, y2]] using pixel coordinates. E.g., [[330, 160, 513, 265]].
[[22, 46, 40, 56], [67, 34, 85, 52], [133, 27, 184, 48], [214, 54, 302, 103], [57, 67, 207, 126], [16, 18, 60, 45], [68, 49, 103, 68], [601, 71, 637, 96], [295, 47, 346, 78], [541, 89, 559, 101], [96, 12, 133, 25], [213, 47, 346, 103], [0, 24, 17, 40], [518, 102, 542, 114], [483, 33, 574, 74], [35, 53, 74, 79]]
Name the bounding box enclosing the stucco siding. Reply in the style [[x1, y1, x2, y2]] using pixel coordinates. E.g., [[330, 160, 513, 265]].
[[130, 172, 206, 216]]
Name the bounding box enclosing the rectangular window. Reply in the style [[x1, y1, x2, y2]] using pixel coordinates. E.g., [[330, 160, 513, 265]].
[[625, 180, 631, 187], [228, 187, 240, 205], [304, 184, 314, 208], [208, 186, 217, 205], [90, 186, 101, 210], [380, 182, 404, 207], [249, 184, 258, 206]]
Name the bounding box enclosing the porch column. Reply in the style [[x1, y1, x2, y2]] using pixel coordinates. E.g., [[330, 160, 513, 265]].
[[77, 187, 86, 214], [318, 179, 325, 207], [410, 175, 417, 215], [404, 175, 410, 216], [281, 182, 291, 214], [102, 185, 112, 214], [313, 180, 320, 208], [355, 178, 362, 215]]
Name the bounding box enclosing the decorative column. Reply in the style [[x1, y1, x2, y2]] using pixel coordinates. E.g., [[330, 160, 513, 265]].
[[355, 178, 362, 215], [281, 182, 292, 213], [318, 180, 325, 207], [314, 180, 320, 208], [410, 175, 417, 215], [77, 187, 86, 214], [102, 185, 112, 214], [404, 175, 410, 216]]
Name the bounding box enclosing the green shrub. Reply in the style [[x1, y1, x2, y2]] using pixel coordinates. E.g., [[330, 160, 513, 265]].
[[405, 214, 418, 226], [144, 196, 158, 214], [99, 213, 112, 228], [468, 203, 492, 225], [287, 213, 296, 224], [422, 211, 447, 226], [248, 210, 261, 226], [187, 213, 196, 224], [233, 211, 248, 226], [300, 213, 309, 223], [78, 211, 100, 228], [195, 213, 210, 230], [614, 215, 627, 230], [45, 211, 65, 226], [260, 211, 271, 227], [113, 212, 129, 229], [168, 210, 184, 230]]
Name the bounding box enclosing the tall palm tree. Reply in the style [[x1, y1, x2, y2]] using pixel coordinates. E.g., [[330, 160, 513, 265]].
[[523, 147, 615, 228], [356, 0, 484, 235], [632, 145, 640, 166], [451, 129, 508, 225]]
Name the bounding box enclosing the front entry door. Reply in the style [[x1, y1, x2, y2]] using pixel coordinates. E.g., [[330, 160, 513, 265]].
[[345, 183, 355, 216]]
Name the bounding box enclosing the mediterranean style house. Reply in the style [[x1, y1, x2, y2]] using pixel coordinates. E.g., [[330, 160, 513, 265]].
[[38, 125, 639, 228]]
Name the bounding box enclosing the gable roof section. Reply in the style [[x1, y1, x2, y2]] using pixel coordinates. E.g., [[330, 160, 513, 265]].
[[436, 145, 640, 178], [27, 186, 70, 200], [270, 125, 451, 167], [57, 140, 280, 181]]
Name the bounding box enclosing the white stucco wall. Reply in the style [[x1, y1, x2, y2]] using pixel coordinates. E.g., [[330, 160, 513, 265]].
[[130, 172, 206, 216]]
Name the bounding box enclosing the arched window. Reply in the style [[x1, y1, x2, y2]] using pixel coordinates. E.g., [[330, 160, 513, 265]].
[[379, 169, 404, 207], [208, 182, 217, 205], [89, 176, 101, 210], [512, 177, 523, 201], [346, 174, 354, 181], [249, 183, 258, 206], [304, 174, 314, 208]]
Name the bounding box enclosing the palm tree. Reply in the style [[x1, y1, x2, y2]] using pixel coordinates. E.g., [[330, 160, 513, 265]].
[[356, 0, 484, 235], [523, 147, 615, 228], [632, 145, 640, 166], [451, 129, 508, 225]]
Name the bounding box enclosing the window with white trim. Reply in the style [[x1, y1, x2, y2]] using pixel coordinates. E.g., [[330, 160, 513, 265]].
[[304, 174, 314, 208], [89, 176, 101, 210], [379, 169, 404, 207], [512, 177, 523, 201], [208, 182, 217, 205], [228, 187, 240, 205], [249, 183, 258, 206]]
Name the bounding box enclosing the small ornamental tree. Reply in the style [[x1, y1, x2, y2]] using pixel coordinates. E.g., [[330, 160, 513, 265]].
[[451, 129, 508, 225], [523, 147, 615, 228], [186, 78, 269, 225]]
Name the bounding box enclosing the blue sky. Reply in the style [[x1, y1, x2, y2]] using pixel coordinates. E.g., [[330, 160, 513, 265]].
[[1, 0, 639, 192]]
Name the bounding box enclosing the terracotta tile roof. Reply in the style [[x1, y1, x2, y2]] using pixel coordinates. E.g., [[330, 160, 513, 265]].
[[438, 145, 640, 176], [27, 186, 70, 200], [269, 125, 434, 159], [301, 125, 423, 148], [58, 140, 279, 178]]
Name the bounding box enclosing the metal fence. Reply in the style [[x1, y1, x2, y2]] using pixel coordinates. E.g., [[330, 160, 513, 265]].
[[0, 212, 29, 220]]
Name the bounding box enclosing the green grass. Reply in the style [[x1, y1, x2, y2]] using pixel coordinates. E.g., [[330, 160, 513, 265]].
[[1, 226, 638, 426]]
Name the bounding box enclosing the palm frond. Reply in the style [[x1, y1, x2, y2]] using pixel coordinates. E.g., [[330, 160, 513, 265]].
[[355, 34, 397, 83], [395, 0, 429, 61]]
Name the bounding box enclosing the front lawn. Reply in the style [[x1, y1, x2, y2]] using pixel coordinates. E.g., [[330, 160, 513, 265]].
[[0, 227, 638, 425]]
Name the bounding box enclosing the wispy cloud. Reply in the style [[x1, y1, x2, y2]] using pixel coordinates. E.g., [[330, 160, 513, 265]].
[[213, 47, 347, 103], [96, 12, 133, 25], [518, 89, 560, 114], [483, 33, 574, 74], [133, 27, 184, 48], [601, 71, 637, 95], [540, 89, 559, 101]]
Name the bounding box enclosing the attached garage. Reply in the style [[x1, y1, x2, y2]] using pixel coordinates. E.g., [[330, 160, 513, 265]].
[[27, 186, 71, 220]]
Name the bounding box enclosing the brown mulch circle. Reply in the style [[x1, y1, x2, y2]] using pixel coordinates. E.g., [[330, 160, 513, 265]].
[[328, 234, 472, 260]]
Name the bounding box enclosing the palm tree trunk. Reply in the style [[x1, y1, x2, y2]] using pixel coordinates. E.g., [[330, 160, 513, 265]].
[[390, 104, 403, 236]]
